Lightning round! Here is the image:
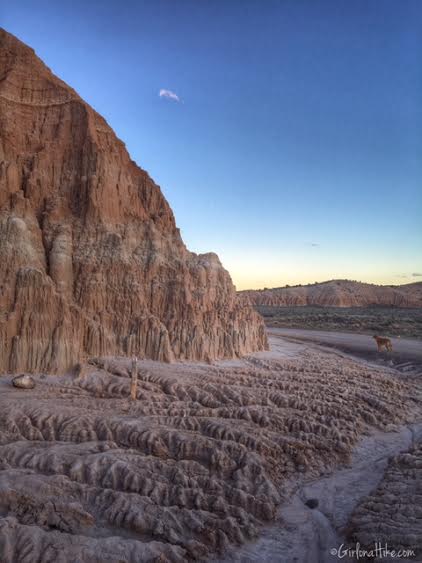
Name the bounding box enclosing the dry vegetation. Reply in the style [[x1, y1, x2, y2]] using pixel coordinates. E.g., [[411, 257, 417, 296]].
[[258, 306, 422, 339], [0, 346, 420, 562]]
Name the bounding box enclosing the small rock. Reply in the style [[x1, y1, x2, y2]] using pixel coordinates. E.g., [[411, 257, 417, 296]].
[[12, 374, 35, 389], [305, 498, 319, 509]]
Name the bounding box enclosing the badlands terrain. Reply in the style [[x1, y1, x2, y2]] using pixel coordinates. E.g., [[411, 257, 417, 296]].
[[241, 279, 422, 308], [0, 28, 266, 375], [1, 29, 421, 563], [243, 280, 422, 340], [0, 333, 421, 562]]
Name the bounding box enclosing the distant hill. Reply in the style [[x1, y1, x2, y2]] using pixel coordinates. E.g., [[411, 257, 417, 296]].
[[240, 280, 422, 308]]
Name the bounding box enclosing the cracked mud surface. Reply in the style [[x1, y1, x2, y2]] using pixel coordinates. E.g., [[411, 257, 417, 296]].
[[0, 338, 420, 562]]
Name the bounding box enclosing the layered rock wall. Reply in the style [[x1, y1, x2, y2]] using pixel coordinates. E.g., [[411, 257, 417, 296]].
[[0, 29, 267, 373]]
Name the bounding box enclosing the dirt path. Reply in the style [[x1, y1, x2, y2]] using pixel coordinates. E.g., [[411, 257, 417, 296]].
[[268, 328, 422, 376]]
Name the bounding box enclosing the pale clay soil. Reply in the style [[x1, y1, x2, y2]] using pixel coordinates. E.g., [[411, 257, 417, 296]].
[[0, 335, 421, 563]]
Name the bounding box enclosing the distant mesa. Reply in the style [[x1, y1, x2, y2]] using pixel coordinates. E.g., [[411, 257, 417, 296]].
[[0, 29, 268, 373], [240, 280, 422, 308]]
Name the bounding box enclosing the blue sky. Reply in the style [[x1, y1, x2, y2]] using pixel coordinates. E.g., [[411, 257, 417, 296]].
[[2, 0, 421, 289]]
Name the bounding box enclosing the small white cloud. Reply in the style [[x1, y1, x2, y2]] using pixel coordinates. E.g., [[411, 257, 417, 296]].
[[305, 242, 320, 247], [159, 89, 181, 102]]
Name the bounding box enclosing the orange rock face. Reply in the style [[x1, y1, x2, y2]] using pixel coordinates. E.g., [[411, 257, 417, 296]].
[[0, 29, 268, 373]]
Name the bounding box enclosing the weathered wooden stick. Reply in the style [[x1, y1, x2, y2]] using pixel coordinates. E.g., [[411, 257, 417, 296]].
[[130, 356, 138, 400]]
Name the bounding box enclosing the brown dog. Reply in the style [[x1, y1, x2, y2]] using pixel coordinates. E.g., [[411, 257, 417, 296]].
[[373, 335, 393, 352]]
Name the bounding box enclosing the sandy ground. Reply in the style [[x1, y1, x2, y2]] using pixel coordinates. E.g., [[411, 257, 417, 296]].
[[0, 335, 421, 562]]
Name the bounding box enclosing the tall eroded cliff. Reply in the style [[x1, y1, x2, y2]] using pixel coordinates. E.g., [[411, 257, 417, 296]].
[[0, 29, 267, 373]]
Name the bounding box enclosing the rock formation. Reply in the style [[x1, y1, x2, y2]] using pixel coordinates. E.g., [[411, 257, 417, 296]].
[[0, 29, 267, 373], [0, 349, 418, 561], [241, 280, 422, 308], [11, 374, 35, 389]]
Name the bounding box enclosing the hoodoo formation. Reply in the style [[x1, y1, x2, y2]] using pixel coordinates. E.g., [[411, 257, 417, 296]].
[[0, 29, 267, 373]]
